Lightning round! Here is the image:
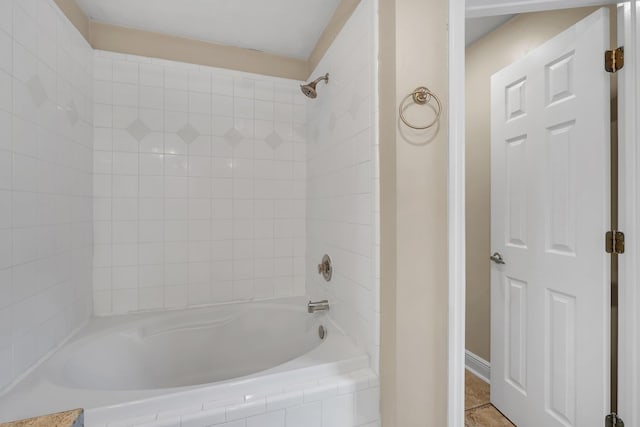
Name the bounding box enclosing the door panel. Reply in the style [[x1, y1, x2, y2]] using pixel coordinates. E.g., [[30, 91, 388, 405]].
[[491, 8, 611, 427], [547, 290, 576, 424], [505, 276, 527, 394], [506, 135, 528, 248]]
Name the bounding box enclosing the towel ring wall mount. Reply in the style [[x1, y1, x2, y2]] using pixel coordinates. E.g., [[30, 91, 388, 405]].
[[399, 86, 442, 130]]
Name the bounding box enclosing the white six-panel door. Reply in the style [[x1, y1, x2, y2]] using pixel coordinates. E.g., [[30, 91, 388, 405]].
[[490, 8, 611, 427]]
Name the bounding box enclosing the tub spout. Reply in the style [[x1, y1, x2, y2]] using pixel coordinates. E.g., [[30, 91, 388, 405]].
[[308, 300, 330, 313]]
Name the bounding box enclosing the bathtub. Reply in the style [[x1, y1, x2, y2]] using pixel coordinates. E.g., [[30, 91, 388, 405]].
[[0, 297, 378, 426]]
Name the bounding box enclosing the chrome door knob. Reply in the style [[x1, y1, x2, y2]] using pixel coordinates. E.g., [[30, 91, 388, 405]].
[[490, 252, 506, 265]]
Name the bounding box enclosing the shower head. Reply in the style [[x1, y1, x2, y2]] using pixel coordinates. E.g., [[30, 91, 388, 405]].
[[300, 73, 329, 99]]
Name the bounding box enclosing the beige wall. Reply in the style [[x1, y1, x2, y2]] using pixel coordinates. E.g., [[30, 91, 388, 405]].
[[53, 0, 90, 40], [88, 22, 308, 80], [380, 0, 449, 425], [465, 7, 602, 362]]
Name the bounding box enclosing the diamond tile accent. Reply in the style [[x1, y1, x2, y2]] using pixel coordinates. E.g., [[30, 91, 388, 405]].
[[348, 94, 362, 119], [265, 131, 283, 150], [224, 127, 243, 146], [327, 112, 337, 132], [177, 123, 200, 144], [127, 118, 151, 142], [66, 100, 79, 125], [27, 76, 47, 107]]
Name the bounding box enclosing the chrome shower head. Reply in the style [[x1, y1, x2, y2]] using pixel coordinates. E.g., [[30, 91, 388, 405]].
[[301, 84, 318, 99], [300, 73, 329, 99]]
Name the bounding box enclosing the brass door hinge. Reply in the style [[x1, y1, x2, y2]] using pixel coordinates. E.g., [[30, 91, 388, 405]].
[[605, 47, 624, 73], [606, 231, 625, 254], [605, 413, 625, 427]]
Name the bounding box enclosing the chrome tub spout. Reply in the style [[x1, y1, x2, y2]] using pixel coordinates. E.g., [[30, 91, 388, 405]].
[[308, 300, 330, 313]]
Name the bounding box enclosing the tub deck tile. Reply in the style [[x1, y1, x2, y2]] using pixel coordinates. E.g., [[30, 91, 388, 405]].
[[107, 413, 157, 427], [180, 407, 226, 427], [265, 390, 304, 411], [303, 383, 339, 402], [203, 396, 244, 410], [225, 398, 266, 421]]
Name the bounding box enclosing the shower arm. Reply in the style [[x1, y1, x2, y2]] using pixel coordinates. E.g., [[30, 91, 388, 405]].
[[312, 74, 329, 85]]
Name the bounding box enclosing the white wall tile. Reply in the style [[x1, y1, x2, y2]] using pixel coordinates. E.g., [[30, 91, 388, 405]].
[[246, 410, 284, 427], [140, 153, 164, 176], [0, 0, 94, 394], [164, 68, 188, 90], [285, 402, 321, 427], [165, 89, 188, 112], [93, 128, 112, 151], [112, 92, 137, 118], [112, 60, 138, 84], [322, 394, 355, 427], [139, 177, 163, 198], [140, 86, 164, 110], [0, 190, 10, 229], [139, 64, 163, 87], [0, 344, 12, 389], [355, 387, 380, 424], [305, 0, 379, 374], [112, 175, 138, 197], [94, 80, 112, 104], [112, 289, 138, 313], [0, 71, 11, 115], [139, 287, 163, 310], [139, 132, 163, 153], [0, 110, 10, 151], [93, 104, 112, 128], [12, 7, 36, 54], [93, 51, 306, 314], [210, 421, 244, 427], [180, 407, 226, 427], [188, 70, 210, 94], [0, 1, 12, 35], [112, 106, 137, 129], [93, 151, 112, 174], [0, 230, 11, 269], [189, 92, 211, 114], [0, 150, 11, 189]]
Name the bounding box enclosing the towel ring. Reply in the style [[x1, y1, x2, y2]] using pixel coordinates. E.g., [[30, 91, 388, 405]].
[[399, 86, 442, 130]]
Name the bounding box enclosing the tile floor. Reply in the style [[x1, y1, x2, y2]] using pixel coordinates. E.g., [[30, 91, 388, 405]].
[[465, 370, 515, 426]]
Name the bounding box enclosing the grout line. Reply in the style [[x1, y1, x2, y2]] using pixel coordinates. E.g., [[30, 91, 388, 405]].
[[465, 402, 492, 412]]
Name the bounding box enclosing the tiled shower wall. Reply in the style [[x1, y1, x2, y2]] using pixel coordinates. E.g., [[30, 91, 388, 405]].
[[0, 0, 94, 391], [306, 0, 380, 371], [92, 52, 307, 315]]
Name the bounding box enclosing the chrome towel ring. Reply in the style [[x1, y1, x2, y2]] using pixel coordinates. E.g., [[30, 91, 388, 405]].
[[399, 86, 442, 130]]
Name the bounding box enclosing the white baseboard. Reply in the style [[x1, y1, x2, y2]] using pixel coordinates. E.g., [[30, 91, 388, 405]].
[[465, 350, 491, 384]]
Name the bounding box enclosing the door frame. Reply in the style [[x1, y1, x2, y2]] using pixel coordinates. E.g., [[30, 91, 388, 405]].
[[446, 1, 638, 426], [615, 2, 639, 424]]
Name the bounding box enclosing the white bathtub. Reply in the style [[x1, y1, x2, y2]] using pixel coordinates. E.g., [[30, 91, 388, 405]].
[[0, 297, 374, 426]]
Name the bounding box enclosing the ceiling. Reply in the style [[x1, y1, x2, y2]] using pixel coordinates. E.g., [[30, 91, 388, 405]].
[[466, 14, 514, 46], [465, 0, 618, 18], [75, 0, 342, 59]]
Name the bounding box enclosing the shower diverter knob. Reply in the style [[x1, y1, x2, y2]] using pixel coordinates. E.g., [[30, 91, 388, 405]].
[[317, 254, 332, 282]]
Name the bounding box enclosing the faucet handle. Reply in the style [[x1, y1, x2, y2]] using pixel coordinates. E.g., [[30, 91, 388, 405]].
[[317, 254, 332, 281]]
